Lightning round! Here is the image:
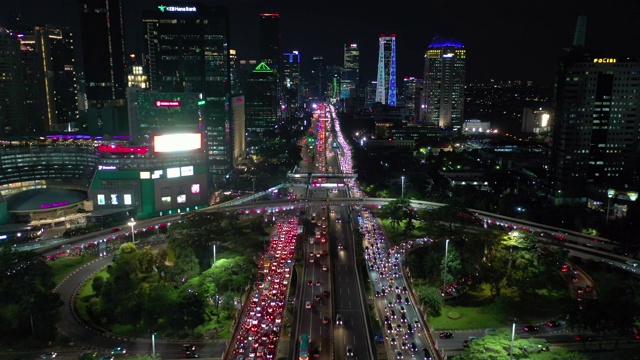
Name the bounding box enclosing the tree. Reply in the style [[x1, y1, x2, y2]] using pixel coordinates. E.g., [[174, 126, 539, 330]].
[[378, 197, 414, 233], [458, 331, 586, 360], [441, 244, 463, 285], [179, 290, 206, 335], [415, 285, 443, 317], [92, 275, 106, 295]]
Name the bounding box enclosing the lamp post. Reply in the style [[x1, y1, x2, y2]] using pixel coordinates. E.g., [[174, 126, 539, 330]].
[[510, 321, 516, 360], [606, 189, 615, 225], [212, 243, 217, 264], [443, 239, 450, 302], [401, 176, 405, 198], [128, 218, 136, 243], [151, 332, 157, 357]]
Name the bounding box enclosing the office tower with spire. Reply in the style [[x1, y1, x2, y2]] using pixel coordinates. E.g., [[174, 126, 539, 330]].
[[375, 34, 397, 106], [420, 37, 466, 130], [143, 3, 236, 180], [80, 0, 127, 135], [550, 16, 640, 206], [341, 44, 359, 99]]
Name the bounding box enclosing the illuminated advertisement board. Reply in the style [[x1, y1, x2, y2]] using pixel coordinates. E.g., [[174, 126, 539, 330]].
[[154, 133, 202, 153], [154, 100, 181, 107], [167, 168, 181, 178]]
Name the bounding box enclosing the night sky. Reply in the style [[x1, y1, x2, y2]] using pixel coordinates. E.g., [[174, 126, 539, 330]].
[[3, 0, 640, 85]]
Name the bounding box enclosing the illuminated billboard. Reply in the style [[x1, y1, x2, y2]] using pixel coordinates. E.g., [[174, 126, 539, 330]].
[[154, 133, 201, 153]]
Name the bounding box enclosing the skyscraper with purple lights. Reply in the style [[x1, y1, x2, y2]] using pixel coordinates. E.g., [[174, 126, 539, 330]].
[[375, 34, 396, 106]]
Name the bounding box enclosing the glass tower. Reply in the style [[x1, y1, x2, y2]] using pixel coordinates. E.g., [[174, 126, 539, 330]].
[[375, 34, 396, 106]]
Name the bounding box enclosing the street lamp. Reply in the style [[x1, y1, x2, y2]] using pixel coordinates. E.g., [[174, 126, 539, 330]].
[[128, 218, 136, 243], [443, 239, 450, 302], [151, 332, 157, 356], [606, 189, 616, 225], [212, 243, 217, 264], [401, 176, 405, 198], [510, 320, 516, 360]]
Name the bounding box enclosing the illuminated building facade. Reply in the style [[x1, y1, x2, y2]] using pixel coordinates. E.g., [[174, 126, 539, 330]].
[[341, 44, 359, 99], [143, 3, 236, 181], [282, 51, 301, 114], [551, 53, 640, 204], [420, 37, 466, 130], [375, 34, 396, 106], [0, 28, 27, 136], [245, 62, 279, 132], [80, 0, 128, 135], [522, 108, 552, 134]]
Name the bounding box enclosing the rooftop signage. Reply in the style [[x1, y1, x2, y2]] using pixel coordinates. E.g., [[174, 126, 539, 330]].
[[158, 5, 197, 12], [593, 58, 617, 64], [97, 144, 148, 155]]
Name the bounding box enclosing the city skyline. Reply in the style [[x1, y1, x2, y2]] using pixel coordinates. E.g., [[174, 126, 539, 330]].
[[2, 0, 639, 84]]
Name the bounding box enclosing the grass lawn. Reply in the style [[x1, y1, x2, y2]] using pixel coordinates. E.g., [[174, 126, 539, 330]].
[[48, 254, 99, 284], [429, 283, 568, 330]]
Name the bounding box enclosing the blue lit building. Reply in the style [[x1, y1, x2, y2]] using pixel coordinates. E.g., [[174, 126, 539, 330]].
[[375, 34, 396, 106]]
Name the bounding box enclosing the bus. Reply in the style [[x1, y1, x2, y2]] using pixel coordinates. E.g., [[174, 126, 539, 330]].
[[299, 333, 310, 360]]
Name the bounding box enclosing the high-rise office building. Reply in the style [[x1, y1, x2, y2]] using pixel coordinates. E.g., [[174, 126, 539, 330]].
[[80, 0, 128, 135], [309, 56, 326, 100], [143, 3, 237, 181], [259, 13, 280, 70], [341, 44, 359, 99], [245, 62, 279, 132], [34, 26, 79, 132], [550, 53, 640, 204], [80, 0, 126, 101], [375, 34, 397, 106], [420, 37, 466, 130], [403, 77, 422, 121], [0, 27, 26, 136], [282, 51, 301, 113]]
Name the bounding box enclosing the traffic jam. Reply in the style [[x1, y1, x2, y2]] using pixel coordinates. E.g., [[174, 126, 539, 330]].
[[230, 217, 299, 359]]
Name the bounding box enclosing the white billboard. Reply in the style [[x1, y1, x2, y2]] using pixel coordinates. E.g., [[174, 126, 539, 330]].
[[154, 133, 202, 153]]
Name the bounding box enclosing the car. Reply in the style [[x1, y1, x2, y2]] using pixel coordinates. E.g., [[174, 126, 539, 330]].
[[401, 341, 408, 349], [346, 346, 354, 357], [183, 345, 197, 353], [322, 265, 328, 272], [336, 314, 343, 325], [439, 332, 454, 339], [484, 327, 496, 334], [111, 348, 127, 355], [307, 280, 313, 286], [399, 305, 406, 313], [384, 315, 390, 324], [410, 342, 417, 352], [571, 276, 580, 283], [322, 290, 330, 297], [183, 352, 200, 358], [546, 320, 561, 327], [585, 285, 593, 292], [305, 301, 311, 309], [407, 323, 413, 333], [400, 313, 407, 322], [41, 353, 57, 360], [338, 243, 344, 250], [634, 328, 640, 339], [404, 297, 410, 305], [314, 294, 321, 302], [99, 357, 114, 360], [312, 348, 320, 358], [390, 336, 397, 345], [575, 335, 593, 342], [413, 318, 421, 328], [322, 316, 330, 324], [395, 350, 403, 359], [422, 348, 432, 359], [524, 325, 539, 332], [386, 323, 393, 332], [390, 309, 396, 318]]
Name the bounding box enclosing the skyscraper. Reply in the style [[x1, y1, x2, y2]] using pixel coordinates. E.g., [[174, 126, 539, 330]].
[[341, 44, 359, 99], [0, 27, 26, 136], [309, 56, 326, 100], [245, 62, 279, 132], [402, 77, 422, 121], [34, 26, 79, 132], [375, 34, 397, 106], [143, 3, 236, 181], [282, 51, 301, 113], [80, 0, 126, 101], [80, 0, 127, 135], [259, 13, 280, 70], [550, 53, 640, 204], [420, 37, 466, 130]]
